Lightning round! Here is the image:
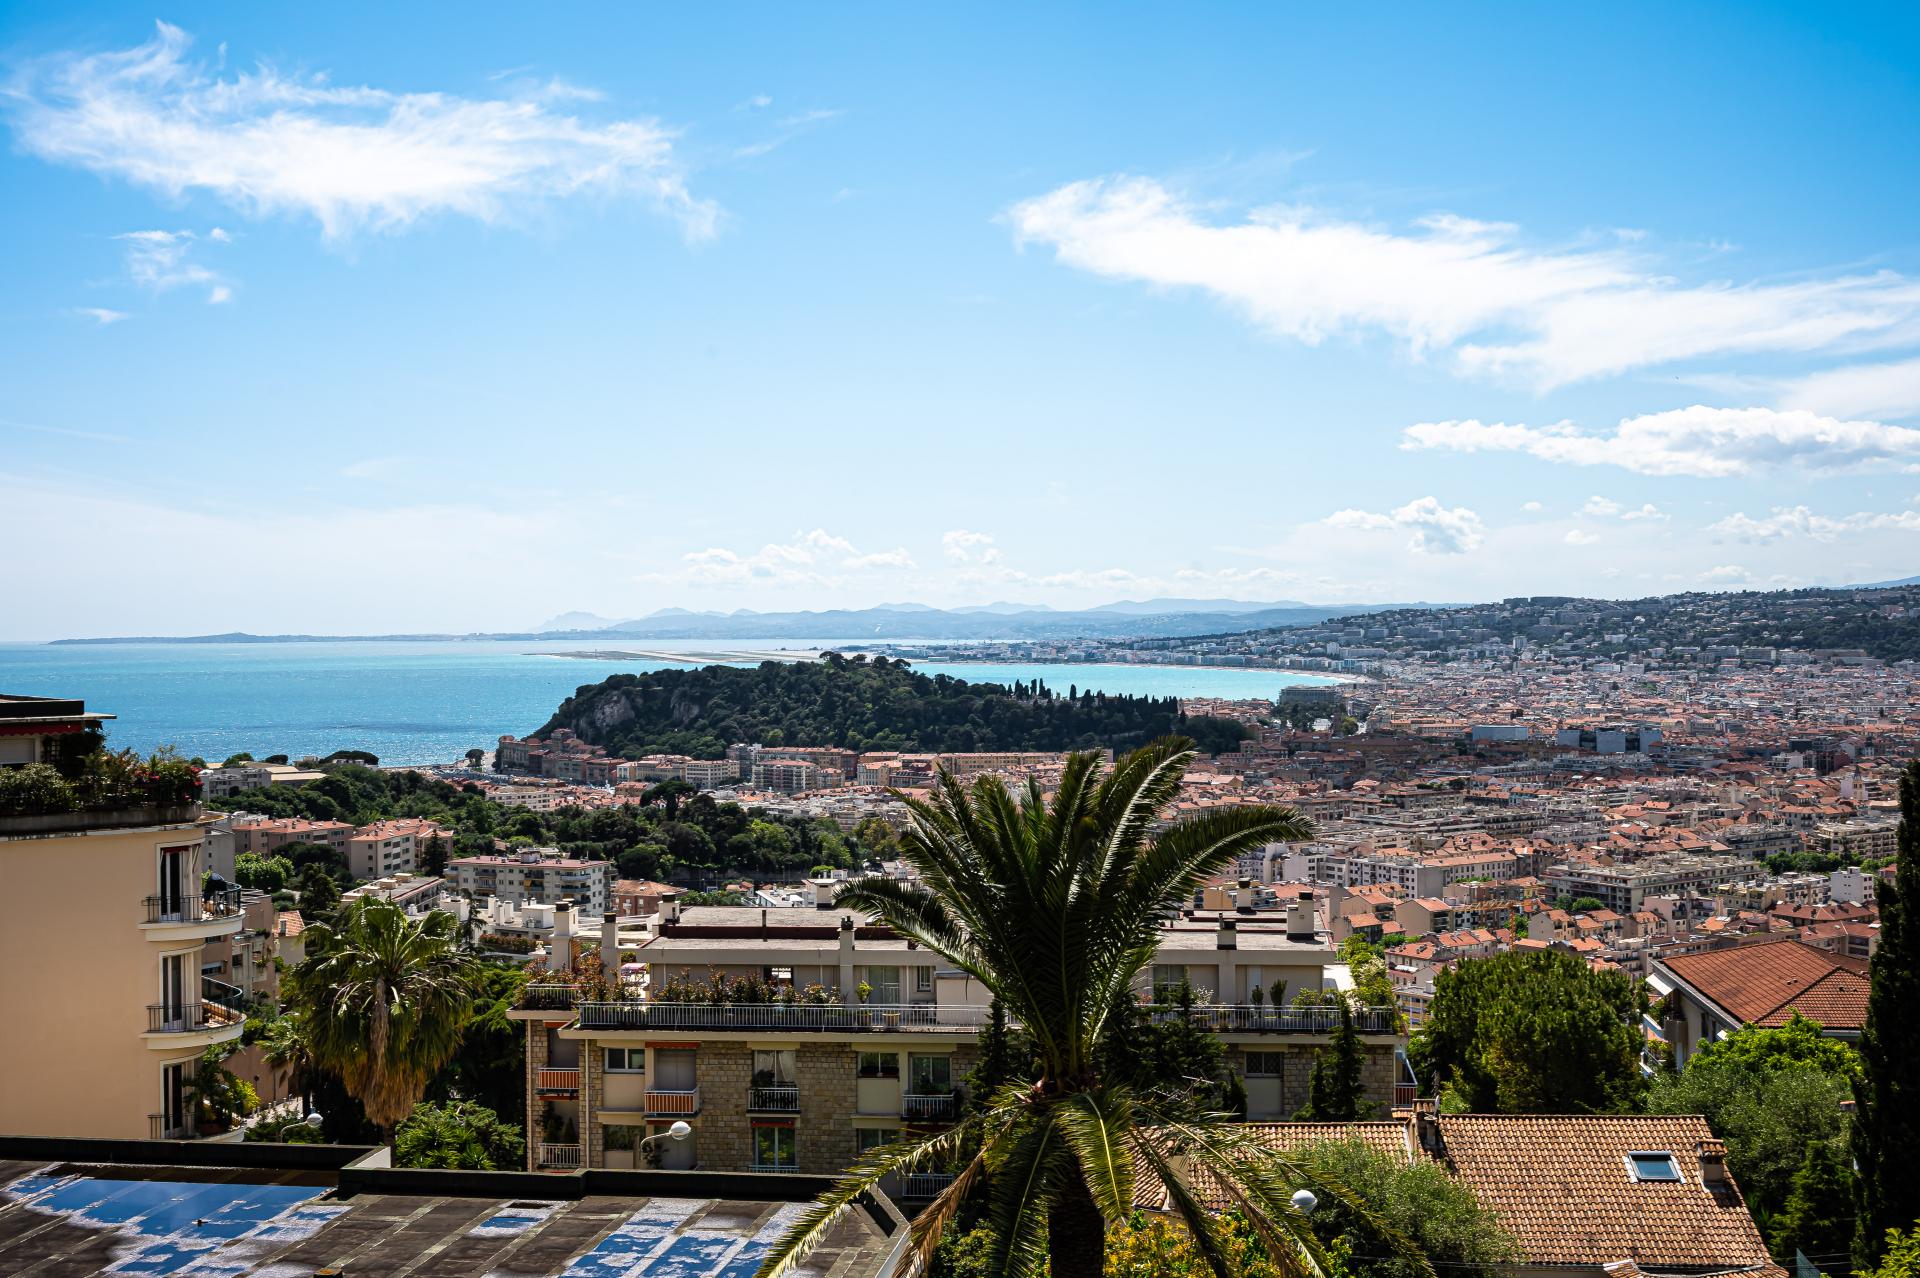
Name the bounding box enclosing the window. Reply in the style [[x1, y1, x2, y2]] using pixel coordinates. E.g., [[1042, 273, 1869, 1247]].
[[752, 1122, 797, 1170], [1152, 964, 1188, 997], [856, 1127, 898, 1154], [752, 1049, 797, 1087], [858, 1051, 899, 1079], [1626, 1151, 1683, 1182], [605, 1048, 644, 1073], [908, 1054, 952, 1095], [915, 967, 933, 994], [1245, 1052, 1285, 1078], [604, 1123, 639, 1151], [864, 966, 902, 1004]]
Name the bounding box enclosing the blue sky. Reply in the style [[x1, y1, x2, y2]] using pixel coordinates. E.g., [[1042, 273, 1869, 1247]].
[[3, 2, 1919, 638]]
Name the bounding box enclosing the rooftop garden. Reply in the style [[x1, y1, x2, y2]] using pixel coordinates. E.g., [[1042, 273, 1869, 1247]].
[[0, 732, 202, 820]]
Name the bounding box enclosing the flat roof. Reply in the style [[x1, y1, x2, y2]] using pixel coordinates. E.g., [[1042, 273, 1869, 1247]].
[[0, 1159, 890, 1277]]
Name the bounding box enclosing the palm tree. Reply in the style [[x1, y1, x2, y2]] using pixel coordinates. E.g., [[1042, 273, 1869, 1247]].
[[286, 897, 477, 1140], [759, 738, 1426, 1278], [258, 1009, 319, 1114]]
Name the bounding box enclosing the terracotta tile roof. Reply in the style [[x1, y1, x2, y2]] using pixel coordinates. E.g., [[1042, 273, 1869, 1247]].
[[1435, 1114, 1771, 1269], [1658, 938, 1870, 1030], [1132, 1122, 1415, 1210]]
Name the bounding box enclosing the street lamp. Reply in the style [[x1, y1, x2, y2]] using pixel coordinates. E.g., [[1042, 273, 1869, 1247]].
[[639, 1120, 692, 1149], [1290, 1188, 1318, 1216]]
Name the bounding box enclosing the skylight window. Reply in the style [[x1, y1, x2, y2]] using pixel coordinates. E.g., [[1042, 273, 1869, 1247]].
[[1626, 1151, 1683, 1182]]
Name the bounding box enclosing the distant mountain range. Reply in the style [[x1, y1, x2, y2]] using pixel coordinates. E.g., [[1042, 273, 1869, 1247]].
[[56, 599, 1431, 646]]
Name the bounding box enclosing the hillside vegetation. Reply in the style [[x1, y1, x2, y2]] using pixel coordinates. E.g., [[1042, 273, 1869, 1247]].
[[535, 653, 1250, 758]]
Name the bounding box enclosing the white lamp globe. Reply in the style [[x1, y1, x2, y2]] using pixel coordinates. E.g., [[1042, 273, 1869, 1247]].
[[1290, 1189, 1318, 1215], [667, 1120, 692, 1140]]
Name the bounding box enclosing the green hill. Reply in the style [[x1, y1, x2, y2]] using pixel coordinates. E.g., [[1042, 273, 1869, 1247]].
[[535, 653, 1250, 758]]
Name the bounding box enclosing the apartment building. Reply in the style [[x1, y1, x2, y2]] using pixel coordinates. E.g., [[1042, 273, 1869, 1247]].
[[0, 695, 247, 1141], [197, 761, 326, 800], [448, 847, 613, 915], [225, 816, 353, 858], [510, 901, 1407, 1178], [1544, 853, 1759, 914], [344, 818, 443, 881]]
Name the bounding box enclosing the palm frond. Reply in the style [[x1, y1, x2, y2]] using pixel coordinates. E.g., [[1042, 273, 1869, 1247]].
[[1054, 1087, 1139, 1224]]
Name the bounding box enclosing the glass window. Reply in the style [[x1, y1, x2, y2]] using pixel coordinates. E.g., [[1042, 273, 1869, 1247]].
[[753, 1122, 797, 1169], [908, 1054, 952, 1095], [864, 966, 902, 1004], [1152, 964, 1187, 997], [1627, 1152, 1682, 1182], [752, 1049, 797, 1087], [915, 967, 933, 993], [604, 1123, 638, 1151], [856, 1127, 897, 1154], [858, 1051, 899, 1078], [605, 1048, 644, 1073], [1245, 1052, 1285, 1078]]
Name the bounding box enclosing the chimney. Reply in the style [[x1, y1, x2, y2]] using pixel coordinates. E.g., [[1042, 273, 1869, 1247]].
[[1697, 1139, 1729, 1188], [601, 911, 618, 968], [1217, 918, 1238, 950], [1286, 899, 1316, 942], [1410, 1099, 1443, 1159], [553, 899, 575, 972]]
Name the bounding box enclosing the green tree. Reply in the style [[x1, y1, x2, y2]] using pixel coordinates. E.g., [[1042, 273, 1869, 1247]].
[[425, 963, 528, 1120], [234, 852, 295, 892], [1767, 1142, 1853, 1270], [296, 863, 341, 920], [1647, 1017, 1856, 1225], [759, 740, 1420, 1278], [394, 1100, 524, 1170], [1298, 1138, 1521, 1278], [1855, 759, 1920, 1268], [421, 832, 449, 878], [286, 898, 477, 1140], [1858, 1223, 1920, 1278], [1296, 1001, 1369, 1121], [1339, 935, 1398, 1010], [1412, 948, 1643, 1113]]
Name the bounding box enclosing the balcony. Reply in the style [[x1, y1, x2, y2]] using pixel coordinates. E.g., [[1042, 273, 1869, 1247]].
[[899, 1172, 956, 1200], [575, 1002, 989, 1033], [1154, 1005, 1401, 1035], [645, 1088, 700, 1116], [748, 1084, 800, 1113], [521, 984, 581, 1012], [147, 1002, 242, 1034], [141, 887, 245, 941], [535, 1067, 581, 1094], [901, 1092, 958, 1123], [537, 1143, 581, 1170]]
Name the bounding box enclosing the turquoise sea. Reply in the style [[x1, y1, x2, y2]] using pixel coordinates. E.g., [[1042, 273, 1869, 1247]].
[[0, 639, 1334, 766]]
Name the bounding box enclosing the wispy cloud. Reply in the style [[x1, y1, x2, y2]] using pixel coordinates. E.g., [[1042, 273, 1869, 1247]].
[[5, 21, 717, 241], [1708, 504, 1920, 542], [116, 229, 229, 302], [643, 529, 918, 589], [0, 416, 132, 444], [1006, 177, 1920, 389], [70, 306, 128, 325], [1774, 355, 1920, 423], [1322, 496, 1485, 554], [1402, 405, 1920, 478]]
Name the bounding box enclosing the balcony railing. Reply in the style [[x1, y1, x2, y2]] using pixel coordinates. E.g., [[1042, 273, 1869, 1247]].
[[1394, 1083, 1418, 1107], [147, 1002, 242, 1034], [576, 1002, 989, 1032], [645, 1088, 700, 1116], [203, 975, 249, 1015], [537, 1143, 581, 1170], [143, 886, 245, 926], [900, 1172, 956, 1200], [901, 1092, 959, 1123], [536, 1067, 582, 1093], [521, 984, 581, 1011], [149, 1113, 190, 1140], [568, 1001, 1399, 1036], [750, 1160, 799, 1174], [748, 1084, 800, 1112]]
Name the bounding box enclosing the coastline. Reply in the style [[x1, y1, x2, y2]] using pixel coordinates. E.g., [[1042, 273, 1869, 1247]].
[[530, 647, 1366, 685]]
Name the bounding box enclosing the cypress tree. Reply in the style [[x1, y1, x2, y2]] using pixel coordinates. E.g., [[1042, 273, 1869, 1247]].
[[1296, 999, 1368, 1120], [1770, 1142, 1852, 1269], [1854, 760, 1920, 1267]]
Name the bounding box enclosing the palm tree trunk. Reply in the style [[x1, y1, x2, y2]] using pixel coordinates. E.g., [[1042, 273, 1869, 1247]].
[[1049, 1167, 1106, 1278]]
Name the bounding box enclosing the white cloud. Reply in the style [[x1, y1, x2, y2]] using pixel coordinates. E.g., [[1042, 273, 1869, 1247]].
[[1702, 564, 1752, 583], [941, 529, 1000, 563], [1520, 501, 1544, 513], [1323, 496, 1485, 555], [646, 528, 917, 589], [6, 21, 716, 241], [1582, 495, 1667, 521], [1402, 405, 1920, 477], [71, 306, 128, 325], [1006, 176, 1920, 388], [1775, 355, 1920, 422], [1564, 528, 1600, 545], [116, 228, 229, 302], [1708, 505, 1920, 543]]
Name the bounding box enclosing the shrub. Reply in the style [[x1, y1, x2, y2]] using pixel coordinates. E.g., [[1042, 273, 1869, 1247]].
[[0, 764, 78, 816]]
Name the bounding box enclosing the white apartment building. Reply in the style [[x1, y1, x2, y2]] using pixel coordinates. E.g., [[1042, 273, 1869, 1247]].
[[448, 848, 613, 916]]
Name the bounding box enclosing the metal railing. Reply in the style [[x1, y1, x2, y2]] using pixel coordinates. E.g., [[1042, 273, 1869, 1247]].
[[901, 1092, 959, 1122], [536, 1067, 582, 1092], [750, 1160, 799, 1174], [575, 1002, 988, 1033], [538, 1143, 581, 1170], [147, 1003, 238, 1034], [567, 1001, 1399, 1036], [203, 975, 248, 1015], [521, 984, 581, 1011], [645, 1088, 700, 1116], [1147, 1005, 1400, 1035], [748, 1084, 800, 1112], [143, 886, 245, 926], [900, 1173, 956, 1199]]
